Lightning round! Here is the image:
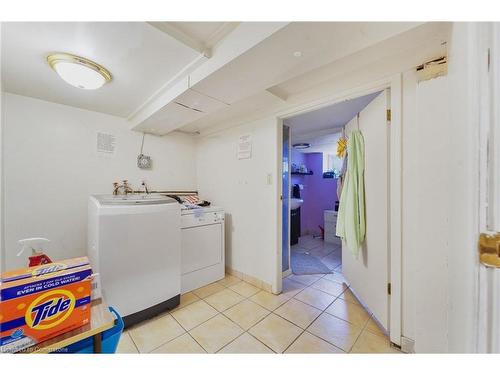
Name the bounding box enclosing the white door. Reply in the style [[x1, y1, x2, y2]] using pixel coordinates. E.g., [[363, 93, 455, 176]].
[[342, 90, 390, 330]]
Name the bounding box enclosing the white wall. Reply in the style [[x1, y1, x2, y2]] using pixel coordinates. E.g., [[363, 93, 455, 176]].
[[0, 91, 3, 273], [401, 71, 452, 352], [196, 117, 279, 289], [2, 93, 197, 269], [195, 65, 454, 352], [403, 23, 485, 353], [401, 70, 418, 342], [413, 76, 450, 352], [0, 23, 4, 273]]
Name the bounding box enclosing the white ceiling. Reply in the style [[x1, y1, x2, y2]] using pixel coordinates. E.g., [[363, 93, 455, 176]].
[[132, 22, 428, 134], [190, 22, 420, 105], [1, 22, 451, 136], [286, 91, 381, 154], [0, 22, 233, 117], [163, 22, 239, 50], [285, 91, 381, 136], [182, 22, 451, 135]]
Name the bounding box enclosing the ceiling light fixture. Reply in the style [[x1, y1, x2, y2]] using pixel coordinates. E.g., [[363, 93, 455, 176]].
[[293, 51, 302, 57], [293, 143, 311, 149], [47, 53, 112, 90]]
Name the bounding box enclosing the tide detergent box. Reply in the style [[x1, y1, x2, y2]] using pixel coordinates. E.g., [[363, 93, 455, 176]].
[[0, 257, 92, 353]]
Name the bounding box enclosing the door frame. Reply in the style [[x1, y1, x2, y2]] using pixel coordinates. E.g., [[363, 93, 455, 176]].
[[282, 124, 292, 277], [475, 22, 500, 353], [274, 74, 403, 346]]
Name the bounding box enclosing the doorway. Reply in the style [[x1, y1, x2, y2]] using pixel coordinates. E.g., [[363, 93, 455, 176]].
[[283, 92, 381, 278], [276, 77, 403, 347]]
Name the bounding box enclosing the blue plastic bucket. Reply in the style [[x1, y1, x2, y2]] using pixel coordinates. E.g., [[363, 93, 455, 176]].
[[55, 306, 124, 354]]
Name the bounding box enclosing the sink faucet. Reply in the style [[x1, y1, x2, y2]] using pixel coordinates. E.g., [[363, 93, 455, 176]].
[[113, 180, 134, 195], [141, 180, 150, 194]]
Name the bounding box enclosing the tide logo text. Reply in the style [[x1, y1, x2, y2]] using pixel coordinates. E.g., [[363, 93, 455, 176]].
[[25, 290, 75, 330]]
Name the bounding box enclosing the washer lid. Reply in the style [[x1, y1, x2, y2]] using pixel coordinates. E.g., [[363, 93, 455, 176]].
[[93, 194, 176, 205]]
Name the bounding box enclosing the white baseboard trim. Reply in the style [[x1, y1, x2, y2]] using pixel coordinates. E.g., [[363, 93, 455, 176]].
[[225, 266, 273, 293]]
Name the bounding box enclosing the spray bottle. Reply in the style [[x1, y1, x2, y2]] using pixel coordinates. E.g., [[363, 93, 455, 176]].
[[16, 238, 53, 267]]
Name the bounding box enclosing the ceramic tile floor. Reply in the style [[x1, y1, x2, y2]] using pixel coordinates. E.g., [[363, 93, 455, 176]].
[[117, 258, 401, 354], [291, 235, 343, 273]]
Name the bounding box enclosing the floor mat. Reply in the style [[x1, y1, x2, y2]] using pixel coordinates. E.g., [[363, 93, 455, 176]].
[[291, 252, 332, 275]]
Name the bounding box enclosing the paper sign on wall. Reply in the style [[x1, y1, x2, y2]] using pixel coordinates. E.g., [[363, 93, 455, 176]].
[[238, 134, 252, 160], [97, 132, 116, 155]]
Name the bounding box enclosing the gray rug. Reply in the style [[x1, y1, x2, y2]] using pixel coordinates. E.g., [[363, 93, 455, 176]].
[[291, 252, 332, 275]]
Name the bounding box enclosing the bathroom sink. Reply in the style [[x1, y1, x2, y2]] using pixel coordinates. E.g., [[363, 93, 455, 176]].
[[290, 198, 304, 210]]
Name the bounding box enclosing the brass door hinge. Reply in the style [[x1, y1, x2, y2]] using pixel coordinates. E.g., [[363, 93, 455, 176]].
[[387, 283, 392, 295], [386, 109, 391, 122], [479, 232, 500, 268]]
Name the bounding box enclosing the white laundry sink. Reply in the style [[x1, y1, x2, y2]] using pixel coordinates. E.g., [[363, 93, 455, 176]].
[[95, 194, 174, 205], [290, 198, 304, 210]]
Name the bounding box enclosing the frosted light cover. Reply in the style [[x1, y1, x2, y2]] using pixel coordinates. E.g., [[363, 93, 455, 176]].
[[54, 62, 106, 90]]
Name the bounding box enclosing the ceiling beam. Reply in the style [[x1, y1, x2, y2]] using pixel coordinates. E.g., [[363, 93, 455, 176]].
[[204, 22, 240, 49], [266, 87, 288, 102], [129, 22, 289, 132], [127, 54, 207, 125], [148, 22, 211, 57]]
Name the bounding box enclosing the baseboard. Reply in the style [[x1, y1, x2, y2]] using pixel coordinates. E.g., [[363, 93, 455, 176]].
[[225, 266, 273, 293]]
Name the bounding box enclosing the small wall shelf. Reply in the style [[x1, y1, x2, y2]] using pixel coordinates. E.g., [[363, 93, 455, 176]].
[[291, 171, 313, 175]]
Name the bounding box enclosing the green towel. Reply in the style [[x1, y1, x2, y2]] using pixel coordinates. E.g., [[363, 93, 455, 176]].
[[336, 130, 366, 257]]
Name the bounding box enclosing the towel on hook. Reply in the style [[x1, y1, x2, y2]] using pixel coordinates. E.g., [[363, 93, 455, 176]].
[[336, 152, 348, 200], [336, 130, 366, 257]]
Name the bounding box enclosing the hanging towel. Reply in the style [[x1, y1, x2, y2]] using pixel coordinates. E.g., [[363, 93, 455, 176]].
[[336, 151, 348, 200], [336, 130, 366, 257]]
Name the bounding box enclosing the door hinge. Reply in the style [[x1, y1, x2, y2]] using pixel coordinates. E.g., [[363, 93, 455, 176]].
[[387, 283, 392, 295], [386, 109, 391, 122]]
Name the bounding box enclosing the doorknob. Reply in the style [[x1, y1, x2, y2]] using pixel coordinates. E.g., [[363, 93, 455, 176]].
[[478, 233, 500, 268]]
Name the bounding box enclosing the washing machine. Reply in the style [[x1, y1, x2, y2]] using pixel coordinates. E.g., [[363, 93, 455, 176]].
[[88, 194, 181, 327]]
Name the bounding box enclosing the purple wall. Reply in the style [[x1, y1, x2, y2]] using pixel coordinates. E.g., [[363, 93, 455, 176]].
[[290, 148, 306, 185], [291, 151, 337, 236]]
